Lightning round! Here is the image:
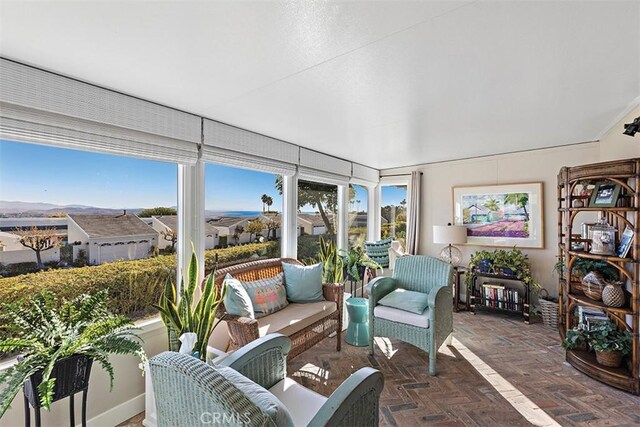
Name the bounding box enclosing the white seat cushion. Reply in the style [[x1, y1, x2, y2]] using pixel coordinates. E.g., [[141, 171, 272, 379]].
[[257, 301, 337, 337], [374, 305, 430, 329], [269, 378, 327, 427]]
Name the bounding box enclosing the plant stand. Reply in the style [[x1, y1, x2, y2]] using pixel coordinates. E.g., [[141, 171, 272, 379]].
[[469, 271, 530, 323], [22, 355, 93, 427], [345, 297, 370, 346]]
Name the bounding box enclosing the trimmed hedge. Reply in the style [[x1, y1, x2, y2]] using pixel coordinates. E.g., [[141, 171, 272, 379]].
[[0, 241, 279, 321]]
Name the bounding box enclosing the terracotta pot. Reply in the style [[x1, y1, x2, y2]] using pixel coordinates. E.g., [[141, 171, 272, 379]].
[[595, 350, 623, 368]]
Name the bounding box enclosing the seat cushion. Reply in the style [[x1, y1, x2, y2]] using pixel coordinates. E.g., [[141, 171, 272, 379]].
[[378, 289, 429, 315], [282, 262, 324, 303], [241, 272, 288, 318], [223, 274, 255, 319], [257, 301, 337, 337], [269, 378, 327, 427], [374, 305, 430, 329], [217, 366, 294, 427]]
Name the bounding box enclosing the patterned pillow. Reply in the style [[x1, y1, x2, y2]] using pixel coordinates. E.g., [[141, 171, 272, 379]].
[[241, 273, 288, 318], [365, 237, 393, 268]]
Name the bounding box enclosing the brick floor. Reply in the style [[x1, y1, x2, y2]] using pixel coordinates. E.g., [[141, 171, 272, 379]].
[[120, 311, 640, 426]]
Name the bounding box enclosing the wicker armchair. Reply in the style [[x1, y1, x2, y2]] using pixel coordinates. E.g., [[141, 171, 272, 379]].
[[367, 255, 453, 375], [149, 334, 384, 427], [214, 258, 344, 359]]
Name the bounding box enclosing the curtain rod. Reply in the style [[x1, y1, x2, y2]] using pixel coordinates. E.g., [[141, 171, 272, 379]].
[[380, 172, 423, 177]]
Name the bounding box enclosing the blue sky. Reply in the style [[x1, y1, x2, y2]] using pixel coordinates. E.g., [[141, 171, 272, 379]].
[[382, 185, 407, 207], [0, 140, 394, 212]]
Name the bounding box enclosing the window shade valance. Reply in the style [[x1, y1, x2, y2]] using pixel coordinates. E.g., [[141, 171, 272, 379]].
[[201, 145, 297, 176], [0, 59, 201, 164], [351, 163, 380, 186]]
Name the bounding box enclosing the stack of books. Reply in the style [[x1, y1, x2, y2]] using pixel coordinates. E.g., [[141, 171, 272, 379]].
[[578, 306, 608, 330], [481, 282, 521, 311]]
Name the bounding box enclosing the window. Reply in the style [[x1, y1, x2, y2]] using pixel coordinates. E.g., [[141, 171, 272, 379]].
[[348, 184, 368, 248], [0, 139, 178, 323], [297, 179, 338, 262], [204, 163, 281, 270], [381, 185, 408, 245]]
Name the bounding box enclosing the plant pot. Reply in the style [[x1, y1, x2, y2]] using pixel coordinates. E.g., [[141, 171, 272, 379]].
[[21, 354, 93, 409], [501, 267, 515, 276], [595, 350, 623, 368], [478, 260, 492, 273]]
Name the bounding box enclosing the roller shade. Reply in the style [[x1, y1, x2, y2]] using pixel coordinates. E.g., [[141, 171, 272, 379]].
[[203, 118, 298, 175], [0, 59, 200, 164], [351, 163, 380, 186], [298, 148, 351, 186]]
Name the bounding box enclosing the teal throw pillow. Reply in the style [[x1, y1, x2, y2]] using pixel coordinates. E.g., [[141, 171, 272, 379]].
[[282, 262, 324, 303], [241, 273, 288, 318], [217, 365, 294, 427], [378, 288, 429, 315], [223, 274, 254, 319]]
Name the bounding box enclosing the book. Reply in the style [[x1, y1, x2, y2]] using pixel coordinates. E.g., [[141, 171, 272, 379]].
[[616, 225, 634, 258]]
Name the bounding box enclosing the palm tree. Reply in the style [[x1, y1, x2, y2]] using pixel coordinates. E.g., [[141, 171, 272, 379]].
[[265, 196, 273, 212], [260, 194, 269, 212], [504, 193, 530, 220], [484, 197, 500, 212]]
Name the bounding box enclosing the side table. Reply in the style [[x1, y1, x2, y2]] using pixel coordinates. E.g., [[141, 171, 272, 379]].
[[453, 267, 468, 312], [345, 297, 369, 346]]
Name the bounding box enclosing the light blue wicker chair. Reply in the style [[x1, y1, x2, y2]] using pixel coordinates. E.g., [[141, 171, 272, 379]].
[[367, 255, 453, 375], [149, 333, 384, 427]]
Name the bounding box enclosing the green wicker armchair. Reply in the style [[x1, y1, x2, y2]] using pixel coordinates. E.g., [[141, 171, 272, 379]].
[[367, 255, 453, 375], [149, 333, 384, 427]]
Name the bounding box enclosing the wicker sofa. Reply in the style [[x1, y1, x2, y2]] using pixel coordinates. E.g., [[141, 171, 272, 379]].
[[214, 258, 344, 359]]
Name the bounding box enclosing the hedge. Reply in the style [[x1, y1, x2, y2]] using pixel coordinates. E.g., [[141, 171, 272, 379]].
[[0, 241, 280, 322]]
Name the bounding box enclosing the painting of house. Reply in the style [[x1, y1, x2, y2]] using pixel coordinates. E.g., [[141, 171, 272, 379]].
[[67, 213, 158, 265], [461, 193, 531, 239], [151, 215, 219, 250]]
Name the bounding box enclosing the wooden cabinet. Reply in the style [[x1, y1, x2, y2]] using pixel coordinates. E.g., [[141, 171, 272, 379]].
[[557, 158, 639, 394]]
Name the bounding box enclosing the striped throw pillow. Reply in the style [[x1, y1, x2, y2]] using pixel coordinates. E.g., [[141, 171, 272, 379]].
[[365, 237, 393, 267], [241, 273, 288, 318]]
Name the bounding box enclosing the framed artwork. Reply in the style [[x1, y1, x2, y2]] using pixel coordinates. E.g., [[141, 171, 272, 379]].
[[588, 182, 621, 208], [617, 225, 634, 258], [452, 182, 544, 249]]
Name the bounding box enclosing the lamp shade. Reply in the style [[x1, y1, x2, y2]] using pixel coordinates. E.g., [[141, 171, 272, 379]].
[[433, 225, 467, 245]]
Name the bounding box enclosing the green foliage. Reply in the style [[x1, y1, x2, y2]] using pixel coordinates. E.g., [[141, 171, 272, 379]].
[[137, 207, 177, 217], [318, 236, 343, 283], [154, 250, 225, 360], [341, 246, 381, 282], [588, 321, 632, 356], [246, 219, 265, 242], [0, 290, 146, 416], [0, 242, 278, 325], [572, 258, 618, 281], [562, 327, 588, 350], [464, 248, 540, 291]]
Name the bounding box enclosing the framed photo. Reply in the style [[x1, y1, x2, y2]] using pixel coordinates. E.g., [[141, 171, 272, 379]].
[[617, 225, 634, 258], [588, 182, 621, 208], [452, 182, 544, 249]]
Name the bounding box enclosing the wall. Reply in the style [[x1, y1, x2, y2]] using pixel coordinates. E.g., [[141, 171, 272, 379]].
[[599, 104, 640, 161], [0, 247, 60, 265]]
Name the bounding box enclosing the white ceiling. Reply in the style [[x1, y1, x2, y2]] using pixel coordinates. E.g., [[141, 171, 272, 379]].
[[1, 1, 639, 169]]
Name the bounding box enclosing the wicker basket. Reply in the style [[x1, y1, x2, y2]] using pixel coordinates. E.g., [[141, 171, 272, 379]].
[[582, 271, 605, 301], [595, 350, 623, 368], [538, 289, 559, 329]]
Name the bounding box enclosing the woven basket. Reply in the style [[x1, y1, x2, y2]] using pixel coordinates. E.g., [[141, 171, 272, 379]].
[[595, 350, 623, 368], [582, 271, 605, 301], [538, 289, 559, 329]]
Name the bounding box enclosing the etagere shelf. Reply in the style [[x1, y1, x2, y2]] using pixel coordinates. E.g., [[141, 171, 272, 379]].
[[557, 158, 639, 394]]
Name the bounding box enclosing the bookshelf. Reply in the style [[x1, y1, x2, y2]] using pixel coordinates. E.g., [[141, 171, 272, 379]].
[[469, 272, 530, 323], [557, 158, 639, 395]]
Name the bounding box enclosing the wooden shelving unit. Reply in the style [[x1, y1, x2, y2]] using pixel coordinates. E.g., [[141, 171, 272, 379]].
[[557, 158, 639, 394]]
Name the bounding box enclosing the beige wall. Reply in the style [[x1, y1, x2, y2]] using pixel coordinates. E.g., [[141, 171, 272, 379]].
[[380, 108, 639, 298]]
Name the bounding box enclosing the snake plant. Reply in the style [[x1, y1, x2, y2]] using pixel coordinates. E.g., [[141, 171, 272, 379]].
[[318, 236, 344, 284]]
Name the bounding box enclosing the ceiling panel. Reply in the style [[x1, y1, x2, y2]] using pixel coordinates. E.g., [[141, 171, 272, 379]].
[[1, 0, 638, 169]]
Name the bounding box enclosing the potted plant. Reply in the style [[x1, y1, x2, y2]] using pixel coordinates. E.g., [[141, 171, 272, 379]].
[[0, 289, 146, 417], [588, 321, 632, 368], [154, 250, 226, 360], [341, 246, 382, 298], [562, 327, 589, 352], [464, 250, 495, 290], [318, 236, 344, 285], [572, 258, 618, 282]]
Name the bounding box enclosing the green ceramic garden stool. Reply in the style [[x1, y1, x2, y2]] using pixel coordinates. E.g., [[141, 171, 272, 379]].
[[346, 297, 370, 346]]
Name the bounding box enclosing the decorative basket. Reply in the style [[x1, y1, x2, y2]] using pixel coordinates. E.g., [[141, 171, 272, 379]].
[[595, 350, 623, 368], [602, 282, 626, 307], [582, 271, 605, 301], [538, 289, 559, 329]]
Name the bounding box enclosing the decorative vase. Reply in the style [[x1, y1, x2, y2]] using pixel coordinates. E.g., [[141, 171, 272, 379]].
[[602, 281, 625, 307], [572, 199, 584, 208], [595, 350, 623, 368]]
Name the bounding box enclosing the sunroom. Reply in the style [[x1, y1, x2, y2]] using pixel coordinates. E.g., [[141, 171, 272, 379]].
[[0, 1, 639, 427]]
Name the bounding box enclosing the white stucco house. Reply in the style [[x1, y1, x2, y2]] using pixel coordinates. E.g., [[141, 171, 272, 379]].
[[151, 215, 219, 250], [67, 213, 158, 265], [297, 213, 331, 235], [0, 218, 67, 265]]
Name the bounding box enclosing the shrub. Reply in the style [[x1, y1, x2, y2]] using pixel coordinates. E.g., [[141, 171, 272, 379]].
[[0, 242, 279, 325]]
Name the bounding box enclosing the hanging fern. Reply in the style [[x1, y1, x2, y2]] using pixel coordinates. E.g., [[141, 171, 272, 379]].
[[0, 289, 146, 416]]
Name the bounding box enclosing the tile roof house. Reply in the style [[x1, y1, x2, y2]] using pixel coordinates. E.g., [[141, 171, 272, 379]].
[[151, 215, 219, 250], [297, 213, 333, 235], [67, 213, 158, 265]]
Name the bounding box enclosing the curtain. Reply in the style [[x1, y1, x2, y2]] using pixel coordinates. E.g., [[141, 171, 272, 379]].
[[406, 170, 422, 254]]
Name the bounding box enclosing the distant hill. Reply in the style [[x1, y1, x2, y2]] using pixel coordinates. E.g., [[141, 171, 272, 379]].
[[0, 201, 144, 217]]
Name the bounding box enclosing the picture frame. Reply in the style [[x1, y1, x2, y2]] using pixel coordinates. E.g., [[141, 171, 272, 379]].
[[588, 182, 621, 208], [452, 182, 544, 249], [617, 225, 634, 258]]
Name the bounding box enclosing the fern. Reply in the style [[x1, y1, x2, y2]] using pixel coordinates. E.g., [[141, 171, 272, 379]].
[[0, 289, 146, 416]]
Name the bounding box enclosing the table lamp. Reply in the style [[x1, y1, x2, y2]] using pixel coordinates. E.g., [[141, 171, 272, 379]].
[[433, 223, 467, 266]]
